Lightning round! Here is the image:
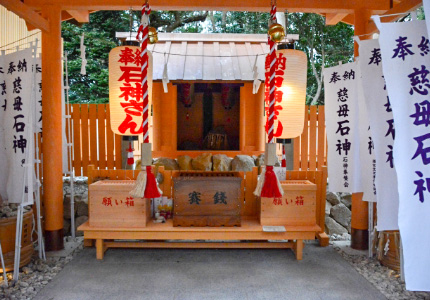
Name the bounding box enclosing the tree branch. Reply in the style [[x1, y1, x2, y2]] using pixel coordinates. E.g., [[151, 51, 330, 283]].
[[165, 11, 208, 32]]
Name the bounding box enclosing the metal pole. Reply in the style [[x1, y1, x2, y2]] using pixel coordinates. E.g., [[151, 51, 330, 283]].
[[368, 202, 374, 258], [12, 204, 24, 281], [64, 52, 76, 238], [0, 241, 8, 285]]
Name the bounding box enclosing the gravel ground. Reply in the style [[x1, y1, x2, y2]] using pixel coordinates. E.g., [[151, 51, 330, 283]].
[[333, 242, 430, 300], [1, 237, 429, 300], [0, 237, 84, 300]]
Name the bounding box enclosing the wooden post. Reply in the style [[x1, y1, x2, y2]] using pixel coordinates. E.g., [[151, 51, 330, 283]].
[[41, 5, 64, 251], [256, 83, 265, 152], [351, 8, 369, 250]]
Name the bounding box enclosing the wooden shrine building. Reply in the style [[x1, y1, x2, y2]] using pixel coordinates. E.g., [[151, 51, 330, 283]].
[[0, 0, 423, 251]]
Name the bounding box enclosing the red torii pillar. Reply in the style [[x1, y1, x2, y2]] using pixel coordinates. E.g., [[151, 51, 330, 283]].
[[41, 5, 64, 251], [351, 8, 370, 250]]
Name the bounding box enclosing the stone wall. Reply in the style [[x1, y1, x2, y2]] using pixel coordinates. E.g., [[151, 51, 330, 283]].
[[325, 191, 352, 240], [136, 154, 281, 172], [63, 177, 89, 236]]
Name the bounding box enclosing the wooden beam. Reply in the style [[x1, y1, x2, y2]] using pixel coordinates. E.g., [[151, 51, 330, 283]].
[[341, 14, 355, 25], [24, 0, 391, 13], [325, 13, 349, 25], [1, 0, 49, 32], [366, 0, 423, 34], [26, 10, 75, 31], [67, 10, 90, 23]]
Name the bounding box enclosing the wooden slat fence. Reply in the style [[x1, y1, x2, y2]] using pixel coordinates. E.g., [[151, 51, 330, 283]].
[[73, 104, 326, 175], [70, 104, 122, 176], [293, 105, 326, 171]]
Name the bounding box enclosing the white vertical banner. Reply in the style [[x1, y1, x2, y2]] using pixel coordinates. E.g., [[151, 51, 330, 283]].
[[356, 62, 377, 202], [323, 62, 361, 193], [0, 53, 8, 201], [356, 38, 399, 230], [375, 17, 430, 291], [2, 48, 34, 204], [34, 58, 42, 133]]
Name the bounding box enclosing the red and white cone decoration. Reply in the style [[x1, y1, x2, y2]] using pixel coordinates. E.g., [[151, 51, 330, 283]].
[[130, 0, 161, 199], [281, 144, 286, 168], [254, 2, 283, 199], [127, 142, 135, 166]]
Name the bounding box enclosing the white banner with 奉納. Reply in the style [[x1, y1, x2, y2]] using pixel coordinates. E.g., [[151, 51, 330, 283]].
[[0, 48, 36, 205], [356, 38, 399, 231], [324, 62, 362, 194], [375, 16, 430, 292]]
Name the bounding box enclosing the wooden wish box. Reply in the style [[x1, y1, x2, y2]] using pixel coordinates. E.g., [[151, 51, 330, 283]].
[[173, 175, 242, 227], [89, 180, 151, 228], [260, 180, 317, 226]]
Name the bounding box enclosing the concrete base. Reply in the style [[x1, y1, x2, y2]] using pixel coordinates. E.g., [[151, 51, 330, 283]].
[[46, 237, 84, 258], [34, 241, 385, 300]]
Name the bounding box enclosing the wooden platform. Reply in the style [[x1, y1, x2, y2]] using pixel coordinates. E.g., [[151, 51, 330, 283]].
[[78, 219, 321, 260]]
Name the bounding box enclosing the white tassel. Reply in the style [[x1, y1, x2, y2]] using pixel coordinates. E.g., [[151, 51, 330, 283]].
[[162, 53, 169, 93], [80, 34, 87, 75], [252, 55, 261, 94], [130, 171, 147, 198], [253, 167, 266, 197]]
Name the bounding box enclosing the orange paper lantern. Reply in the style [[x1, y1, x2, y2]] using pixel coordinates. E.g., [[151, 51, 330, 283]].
[[109, 46, 153, 136]]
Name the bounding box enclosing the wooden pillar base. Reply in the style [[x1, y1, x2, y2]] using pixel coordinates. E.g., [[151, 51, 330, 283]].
[[45, 229, 64, 251], [351, 228, 368, 250]]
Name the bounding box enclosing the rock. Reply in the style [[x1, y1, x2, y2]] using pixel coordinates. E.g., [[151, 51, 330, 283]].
[[325, 216, 348, 235], [81, 191, 88, 204], [156, 172, 164, 184], [76, 201, 88, 217], [75, 216, 89, 237], [22, 267, 32, 275], [191, 153, 212, 171], [231, 155, 255, 172], [254, 154, 265, 167], [340, 193, 352, 209], [326, 191, 341, 206], [177, 155, 193, 170], [325, 200, 332, 216], [135, 159, 141, 171], [330, 203, 351, 228], [153, 157, 179, 170], [63, 195, 77, 219], [212, 154, 232, 171], [63, 219, 71, 236]]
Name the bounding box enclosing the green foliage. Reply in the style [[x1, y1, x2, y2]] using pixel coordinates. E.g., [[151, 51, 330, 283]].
[[63, 10, 354, 105], [62, 11, 129, 103], [288, 13, 354, 105]]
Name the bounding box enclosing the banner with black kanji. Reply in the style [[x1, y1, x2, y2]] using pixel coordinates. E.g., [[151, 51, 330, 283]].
[[356, 62, 377, 203], [0, 48, 35, 204], [357, 38, 399, 231], [323, 62, 361, 193], [375, 17, 430, 291], [0, 53, 8, 202]]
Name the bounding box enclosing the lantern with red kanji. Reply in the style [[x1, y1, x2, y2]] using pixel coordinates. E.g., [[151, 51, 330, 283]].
[[108, 46, 153, 136], [264, 45, 307, 139]]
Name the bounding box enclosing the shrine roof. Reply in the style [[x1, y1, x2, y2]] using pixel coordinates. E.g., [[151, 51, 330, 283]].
[[116, 32, 288, 81]]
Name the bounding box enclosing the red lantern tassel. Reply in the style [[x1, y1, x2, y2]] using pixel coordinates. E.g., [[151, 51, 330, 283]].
[[144, 165, 161, 198], [260, 166, 283, 198]]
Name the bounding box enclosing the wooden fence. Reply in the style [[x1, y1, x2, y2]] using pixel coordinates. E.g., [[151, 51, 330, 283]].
[[70, 104, 326, 176], [293, 105, 326, 171], [70, 104, 122, 176]]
